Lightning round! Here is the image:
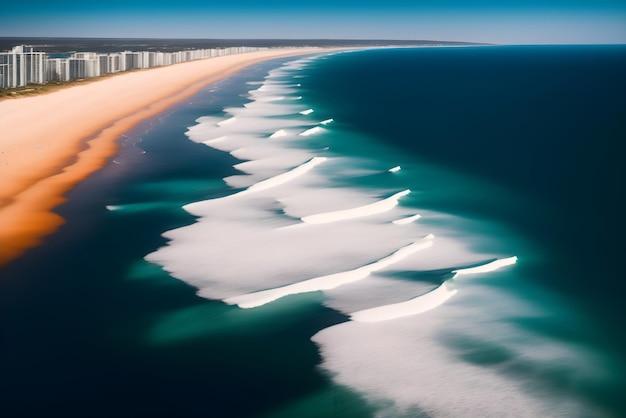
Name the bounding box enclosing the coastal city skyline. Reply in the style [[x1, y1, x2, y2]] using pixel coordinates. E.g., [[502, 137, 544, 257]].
[[0, 44, 266, 89], [0, 38, 480, 90], [2, 0, 625, 45]]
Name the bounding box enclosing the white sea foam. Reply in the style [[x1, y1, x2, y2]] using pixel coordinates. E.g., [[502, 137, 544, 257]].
[[392, 213, 421, 225], [183, 156, 327, 214], [299, 126, 324, 136], [302, 189, 410, 224], [349, 255, 515, 323], [245, 157, 327, 193], [308, 251, 609, 416], [144, 54, 605, 418], [453, 256, 518, 276], [312, 300, 602, 418], [203, 135, 226, 145], [226, 237, 433, 308], [350, 282, 458, 322], [255, 95, 285, 102], [217, 116, 236, 126], [269, 129, 287, 138]]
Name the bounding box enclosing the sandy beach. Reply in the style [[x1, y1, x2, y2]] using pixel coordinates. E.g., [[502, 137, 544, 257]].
[[0, 48, 324, 267]]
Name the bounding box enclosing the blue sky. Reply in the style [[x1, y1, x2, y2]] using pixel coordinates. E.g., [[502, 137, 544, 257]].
[[2, 0, 625, 44]]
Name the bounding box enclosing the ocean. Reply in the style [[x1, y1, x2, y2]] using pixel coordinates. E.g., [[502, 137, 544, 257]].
[[1, 45, 625, 417]]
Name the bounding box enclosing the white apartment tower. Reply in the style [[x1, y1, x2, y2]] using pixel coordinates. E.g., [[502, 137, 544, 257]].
[[0, 45, 47, 88], [45, 58, 70, 82]]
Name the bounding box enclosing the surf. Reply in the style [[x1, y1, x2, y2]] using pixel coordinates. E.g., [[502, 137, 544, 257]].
[[143, 51, 611, 417]]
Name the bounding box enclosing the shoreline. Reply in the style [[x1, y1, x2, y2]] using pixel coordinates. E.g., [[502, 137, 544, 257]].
[[0, 48, 328, 267]]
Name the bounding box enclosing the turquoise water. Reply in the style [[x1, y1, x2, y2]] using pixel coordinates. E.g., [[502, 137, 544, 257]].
[[1, 46, 625, 417]]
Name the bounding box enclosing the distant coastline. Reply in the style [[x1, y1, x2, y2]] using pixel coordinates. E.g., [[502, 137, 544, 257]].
[[0, 38, 485, 98], [0, 43, 269, 91], [0, 37, 484, 54]]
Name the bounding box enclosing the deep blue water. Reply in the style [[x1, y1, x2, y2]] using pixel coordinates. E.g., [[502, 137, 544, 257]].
[[303, 45, 626, 340], [1, 46, 625, 417]]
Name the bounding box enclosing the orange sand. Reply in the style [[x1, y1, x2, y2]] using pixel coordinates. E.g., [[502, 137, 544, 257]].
[[0, 48, 324, 267]]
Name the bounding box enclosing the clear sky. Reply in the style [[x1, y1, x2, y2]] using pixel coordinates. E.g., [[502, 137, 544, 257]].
[[2, 0, 625, 44]]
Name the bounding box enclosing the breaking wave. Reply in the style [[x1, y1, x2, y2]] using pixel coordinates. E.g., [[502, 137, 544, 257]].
[[142, 52, 607, 417]]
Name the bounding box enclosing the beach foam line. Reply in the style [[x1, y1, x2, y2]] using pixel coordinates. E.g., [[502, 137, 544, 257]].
[[182, 156, 327, 213], [299, 126, 324, 136], [302, 189, 411, 224], [225, 237, 434, 309], [255, 95, 285, 102], [217, 116, 237, 126], [269, 129, 288, 138], [203, 135, 227, 144], [392, 213, 421, 225], [453, 256, 518, 276], [246, 156, 327, 192], [350, 282, 458, 322], [350, 256, 517, 322]]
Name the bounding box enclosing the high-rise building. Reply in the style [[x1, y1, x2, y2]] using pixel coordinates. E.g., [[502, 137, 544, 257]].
[[0, 45, 47, 88], [120, 51, 140, 71], [0, 49, 24, 88], [45, 58, 70, 82], [107, 53, 122, 73], [68, 52, 100, 78], [24, 50, 47, 84], [0, 54, 10, 89]]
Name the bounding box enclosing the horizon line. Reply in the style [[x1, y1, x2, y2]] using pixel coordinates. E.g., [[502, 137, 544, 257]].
[[1, 36, 624, 46]]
